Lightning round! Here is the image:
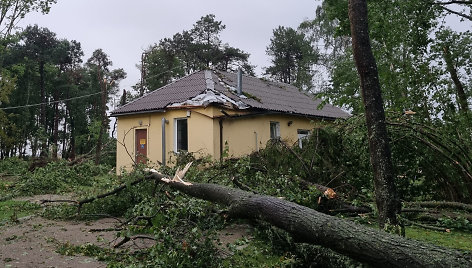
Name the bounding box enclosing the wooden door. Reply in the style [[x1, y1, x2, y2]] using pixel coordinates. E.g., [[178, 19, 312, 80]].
[[135, 129, 147, 164]]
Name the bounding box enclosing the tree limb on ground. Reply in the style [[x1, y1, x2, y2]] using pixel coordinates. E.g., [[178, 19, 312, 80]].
[[404, 201, 472, 213], [113, 235, 157, 248], [403, 218, 450, 232], [145, 163, 472, 267], [51, 163, 471, 266], [76, 172, 167, 212]]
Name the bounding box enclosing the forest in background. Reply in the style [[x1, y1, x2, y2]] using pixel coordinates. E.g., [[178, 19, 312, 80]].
[[1, 0, 472, 267]]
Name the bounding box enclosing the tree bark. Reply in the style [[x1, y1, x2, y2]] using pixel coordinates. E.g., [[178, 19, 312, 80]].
[[156, 177, 472, 267], [348, 0, 400, 228], [442, 45, 469, 113]]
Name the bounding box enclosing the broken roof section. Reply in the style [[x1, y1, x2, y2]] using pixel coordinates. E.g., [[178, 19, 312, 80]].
[[110, 70, 350, 119]]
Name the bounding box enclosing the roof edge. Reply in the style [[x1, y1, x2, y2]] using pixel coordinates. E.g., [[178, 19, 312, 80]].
[[110, 109, 166, 117]]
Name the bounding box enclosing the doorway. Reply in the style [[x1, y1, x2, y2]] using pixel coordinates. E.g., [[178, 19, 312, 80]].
[[135, 129, 147, 164]]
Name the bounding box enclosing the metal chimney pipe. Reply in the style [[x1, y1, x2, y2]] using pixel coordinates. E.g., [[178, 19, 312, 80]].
[[237, 68, 243, 95]]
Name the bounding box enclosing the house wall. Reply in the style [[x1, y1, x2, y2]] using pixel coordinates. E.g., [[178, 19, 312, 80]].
[[116, 107, 218, 173], [221, 113, 315, 159], [115, 106, 317, 174]]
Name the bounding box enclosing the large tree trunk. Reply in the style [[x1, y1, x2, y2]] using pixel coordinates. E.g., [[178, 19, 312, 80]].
[[348, 0, 400, 228], [154, 175, 472, 267]]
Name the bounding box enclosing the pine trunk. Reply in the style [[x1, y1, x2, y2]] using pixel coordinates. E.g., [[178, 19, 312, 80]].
[[348, 0, 400, 228]]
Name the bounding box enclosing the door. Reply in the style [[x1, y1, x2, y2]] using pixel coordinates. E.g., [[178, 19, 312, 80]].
[[135, 129, 147, 164]]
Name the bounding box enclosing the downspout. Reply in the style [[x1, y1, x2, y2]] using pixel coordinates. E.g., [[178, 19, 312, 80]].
[[254, 131, 259, 152], [219, 118, 224, 161], [161, 117, 168, 166]]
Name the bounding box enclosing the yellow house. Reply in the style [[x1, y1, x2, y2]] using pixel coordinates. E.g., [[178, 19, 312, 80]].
[[111, 70, 348, 172]]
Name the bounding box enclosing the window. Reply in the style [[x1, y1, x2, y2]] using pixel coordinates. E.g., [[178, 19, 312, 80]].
[[270, 121, 280, 139], [175, 118, 188, 152], [297, 129, 310, 148]]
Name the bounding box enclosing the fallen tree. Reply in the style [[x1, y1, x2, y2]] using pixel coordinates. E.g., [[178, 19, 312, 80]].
[[145, 163, 472, 267]]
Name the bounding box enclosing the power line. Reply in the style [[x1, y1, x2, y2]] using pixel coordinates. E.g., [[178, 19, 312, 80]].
[[0, 91, 103, 111]]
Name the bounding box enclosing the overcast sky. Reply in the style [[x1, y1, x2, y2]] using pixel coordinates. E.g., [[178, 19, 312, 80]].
[[19, 0, 319, 95]]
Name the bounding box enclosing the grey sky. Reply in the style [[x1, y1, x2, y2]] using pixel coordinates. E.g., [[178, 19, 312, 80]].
[[19, 0, 319, 95]]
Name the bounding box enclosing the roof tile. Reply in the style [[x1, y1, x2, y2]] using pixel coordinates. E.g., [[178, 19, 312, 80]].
[[111, 70, 349, 119]]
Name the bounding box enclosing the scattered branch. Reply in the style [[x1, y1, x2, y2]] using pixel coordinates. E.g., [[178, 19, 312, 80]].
[[77, 172, 167, 212], [113, 235, 157, 248], [404, 201, 472, 213], [403, 218, 450, 232], [232, 176, 260, 194], [39, 199, 78, 205]]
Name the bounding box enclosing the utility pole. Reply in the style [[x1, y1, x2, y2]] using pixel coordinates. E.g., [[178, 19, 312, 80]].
[[140, 52, 147, 97]]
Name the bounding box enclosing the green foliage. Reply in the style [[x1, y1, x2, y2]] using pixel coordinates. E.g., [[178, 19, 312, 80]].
[[0, 24, 124, 160], [140, 14, 255, 94], [265, 26, 318, 91], [41, 203, 77, 220], [56, 242, 116, 262], [0, 157, 28, 175], [306, 0, 471, 123], [17, 160, 112, 195], [0, 0, 57, 37], [437, 216, 472, 232], [405, 226, 472, 251], [0, 200, 40, 222]]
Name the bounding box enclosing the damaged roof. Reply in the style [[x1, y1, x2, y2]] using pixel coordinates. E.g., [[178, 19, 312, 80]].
[[110, 70, 349, 119]]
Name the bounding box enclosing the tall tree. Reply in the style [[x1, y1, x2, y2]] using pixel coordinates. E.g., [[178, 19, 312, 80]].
[[20, 25, 58, 155], [191, 14, 225, 68], [433, 28, 471, 114], [86, 49, 125, 164], [0, 1, 57, 157], [50, 39, 83, 158], [140, 45, 184, 93], [348, 0, 400, 229], [265, 26, 317, 91], [139, 14, 254, 94]]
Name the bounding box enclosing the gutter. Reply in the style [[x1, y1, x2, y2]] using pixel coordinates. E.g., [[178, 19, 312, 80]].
[[110, 109, 166, 117], [215, 110, 338, 121]]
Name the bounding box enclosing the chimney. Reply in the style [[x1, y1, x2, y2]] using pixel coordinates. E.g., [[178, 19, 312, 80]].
[[237, 68, 243, 95]]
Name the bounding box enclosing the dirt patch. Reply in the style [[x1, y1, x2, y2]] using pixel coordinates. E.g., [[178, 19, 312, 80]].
[[0, 195, 155, 268], [14, 194, 76, 204], [215, 223, 253, 258], [0, 216, 117, 268]]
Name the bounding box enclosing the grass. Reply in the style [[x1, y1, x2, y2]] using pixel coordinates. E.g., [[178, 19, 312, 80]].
[[405, 226, 472, 251], [0, 200, 40, 222]]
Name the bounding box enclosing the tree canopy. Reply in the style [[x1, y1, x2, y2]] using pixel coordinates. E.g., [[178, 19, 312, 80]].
[[265, 26, 318, 91], [139, 14, 254, 94]]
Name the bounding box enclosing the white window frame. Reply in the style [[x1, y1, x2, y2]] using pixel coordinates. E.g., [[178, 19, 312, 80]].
[[297, 129, 310, 148], [270, 121, 280, 140], [174, 118, 188, 152]]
